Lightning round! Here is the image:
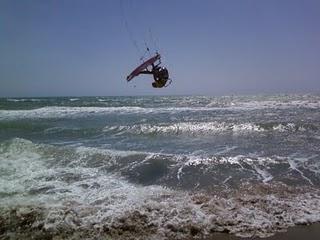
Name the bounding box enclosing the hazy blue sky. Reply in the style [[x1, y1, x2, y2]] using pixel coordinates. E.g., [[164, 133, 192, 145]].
[[1, 0, 320, 97]]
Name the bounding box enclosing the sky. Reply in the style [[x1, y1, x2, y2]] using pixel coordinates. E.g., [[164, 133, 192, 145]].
[[0, 0, 320, 97]]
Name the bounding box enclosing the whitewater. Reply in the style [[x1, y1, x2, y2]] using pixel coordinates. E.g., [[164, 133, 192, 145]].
[[0, 95, 320, 239]]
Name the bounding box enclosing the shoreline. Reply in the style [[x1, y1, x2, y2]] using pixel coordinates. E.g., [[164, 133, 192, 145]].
[[1, 204, 320, 239], [210, 223, 320, 240], [2, 222, 320, 239]]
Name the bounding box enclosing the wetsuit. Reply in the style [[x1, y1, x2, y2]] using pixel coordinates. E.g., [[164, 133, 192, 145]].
[[152, 67, 169, 88]]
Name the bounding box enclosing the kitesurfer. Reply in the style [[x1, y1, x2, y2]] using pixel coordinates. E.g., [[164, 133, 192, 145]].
[[140, 64, 169, 88], [151, 66, 169, 88], [126, 52, 171, 88]]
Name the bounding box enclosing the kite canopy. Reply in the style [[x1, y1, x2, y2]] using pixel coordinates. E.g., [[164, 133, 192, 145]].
[[126, 53, 161, 82]]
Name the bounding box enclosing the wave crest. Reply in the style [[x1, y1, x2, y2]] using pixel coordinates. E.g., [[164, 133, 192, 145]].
[[103, 122, 314, 136]]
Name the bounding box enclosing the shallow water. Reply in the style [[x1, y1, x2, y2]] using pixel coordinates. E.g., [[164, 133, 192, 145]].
[[1, 95, 320, 239]]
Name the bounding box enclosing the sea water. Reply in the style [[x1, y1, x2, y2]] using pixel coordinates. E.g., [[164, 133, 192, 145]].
[[0, 95, 320, 239]]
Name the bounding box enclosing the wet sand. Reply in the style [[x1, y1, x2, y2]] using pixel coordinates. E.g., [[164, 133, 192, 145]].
[[210, 223, 320, 240], [2, 203, 319, 240]]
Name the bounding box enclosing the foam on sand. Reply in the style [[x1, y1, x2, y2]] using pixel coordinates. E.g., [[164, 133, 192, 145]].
[[1, 138, 320, 239]]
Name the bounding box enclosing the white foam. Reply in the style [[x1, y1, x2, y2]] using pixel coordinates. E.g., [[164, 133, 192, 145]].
[[103, 122, 267, 136], [103, 121, 312, 136], [6, 98, 27, 102], [44, 127, 68, 134], [232, 99, 320, 110], [232, 123, 264, 132], [287, 157, 314, 185], [0, 106, 215, 121], [0, 138, 47, 199], [26, 184, 320, 238], [6, 98, 44, 102], [0, 106, 150, 120], [273, 123, 297, 132], [176, 154, 281, 184], [1, 95, 320, 121], [1, 138, 320, 238], [253, 166, 273, 183], [222, 176, 232, 184]]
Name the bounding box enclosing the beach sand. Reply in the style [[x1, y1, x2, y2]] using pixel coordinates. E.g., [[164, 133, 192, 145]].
[[210, 223, 320, 240], [1, 204, 319, 239]]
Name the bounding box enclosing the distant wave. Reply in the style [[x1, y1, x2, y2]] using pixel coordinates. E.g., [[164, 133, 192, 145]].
[[6, 98, 27, 102], [212, 99, 320, 110], [6, 98, 42, 102], [1, 99, 319, 120], [103, 122, 315, 136], [0, 106, 149, 120]]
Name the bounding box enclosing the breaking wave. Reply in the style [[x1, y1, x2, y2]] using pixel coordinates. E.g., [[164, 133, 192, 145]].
[[6, 98, 43, 102], [103, 122, 316, 136], [0, 106, 148, 120], [1, 138, 320, 239], [1, 97, 320, 120], [219, 99, 320, 110], [1, 95, 320, 239]]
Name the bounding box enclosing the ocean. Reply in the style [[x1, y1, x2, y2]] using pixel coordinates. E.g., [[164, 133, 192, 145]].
[[1, 95, 320, 239]]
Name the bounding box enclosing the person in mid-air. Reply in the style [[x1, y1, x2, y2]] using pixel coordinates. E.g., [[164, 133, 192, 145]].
[[151, 65, 169, 88], [139, 64, 169, 88], [126, 52, 171, 88]]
